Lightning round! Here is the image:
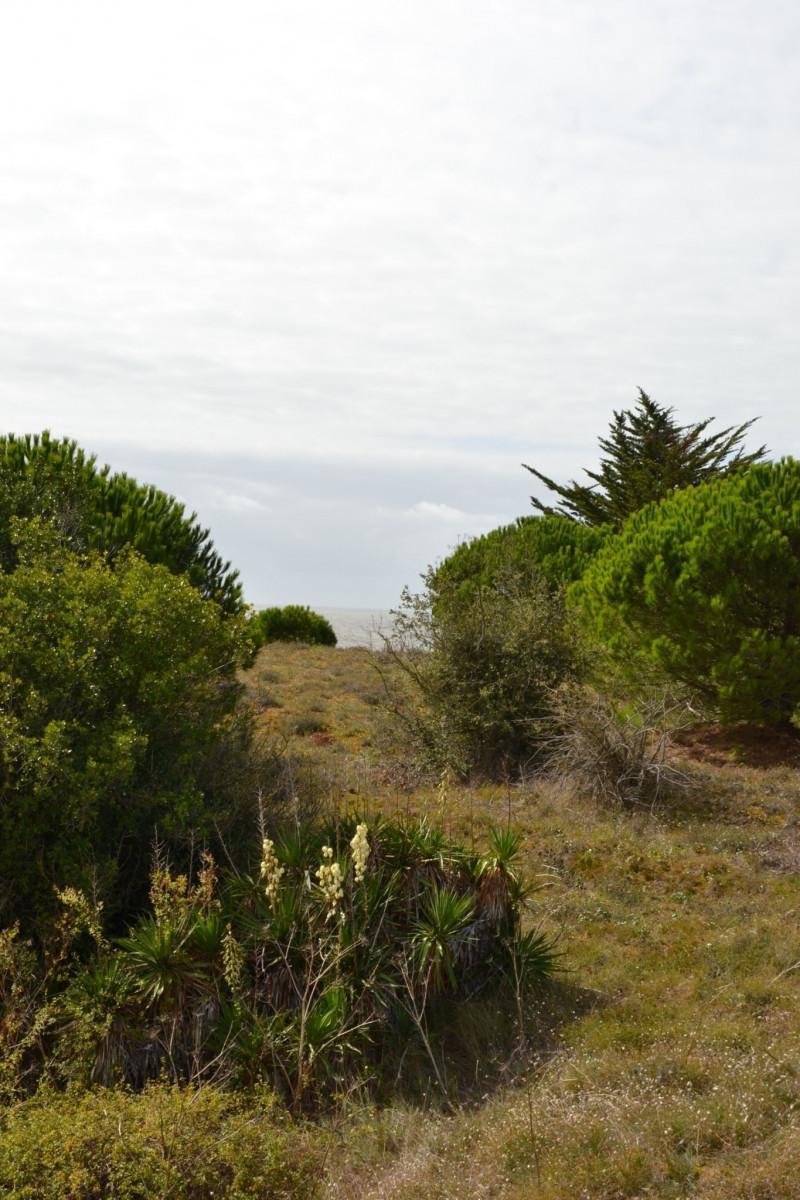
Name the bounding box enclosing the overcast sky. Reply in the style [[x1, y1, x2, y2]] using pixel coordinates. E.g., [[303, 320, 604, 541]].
[[1, 1, 798, 606]]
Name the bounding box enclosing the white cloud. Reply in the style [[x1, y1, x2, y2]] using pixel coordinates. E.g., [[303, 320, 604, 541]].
[[208, 491, 265, 515], [409, 502, 467, 521], [408, 500, 504, 526]]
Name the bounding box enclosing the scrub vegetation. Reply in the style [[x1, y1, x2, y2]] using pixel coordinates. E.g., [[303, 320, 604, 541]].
[[3, 403, 800, 1199], [254, 604, 338, 647]]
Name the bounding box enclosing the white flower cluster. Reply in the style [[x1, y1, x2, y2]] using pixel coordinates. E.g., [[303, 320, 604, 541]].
[[260, 837, 285, 906], [350, 823, 370, 884], [316, 845, 343, 920]]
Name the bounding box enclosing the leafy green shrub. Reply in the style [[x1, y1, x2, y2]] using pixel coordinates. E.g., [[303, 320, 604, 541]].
[[0, 520, 252, 929], [431, 514, 608, 606], [254, 605, 337, 647], [388, 564, 586, 776], [0, 1083, 321, 1199], [0, 431, 241, 611], [574, 459, 800, 727]]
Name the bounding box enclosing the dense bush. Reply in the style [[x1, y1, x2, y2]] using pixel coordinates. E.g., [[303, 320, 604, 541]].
[[389, 564, 586, 776], [575, 459, 800, 727], [0, 1084, 321, 1199], [0, 519, 252, 929], [0, 431, 241, 612], [431, 514, 608, 606], [0, 818, 554, 1108], [254, 605, 337, 647]]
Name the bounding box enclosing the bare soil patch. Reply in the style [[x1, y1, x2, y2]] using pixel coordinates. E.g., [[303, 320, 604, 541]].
[[674, 721, 800, 769]]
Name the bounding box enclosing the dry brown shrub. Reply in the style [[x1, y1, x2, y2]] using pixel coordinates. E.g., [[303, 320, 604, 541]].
[[542, 684, 698, 810]]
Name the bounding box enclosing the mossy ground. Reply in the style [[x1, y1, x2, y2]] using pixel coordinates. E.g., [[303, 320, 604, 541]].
[[249, 642, 800, 1199]]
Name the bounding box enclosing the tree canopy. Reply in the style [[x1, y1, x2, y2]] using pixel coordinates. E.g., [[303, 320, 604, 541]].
[[573, 459, 800, 727], [0, 431, 241, 611], [523, 390, 766, 528], [254, 604, 337, 646], [431, 514, 609, 606]]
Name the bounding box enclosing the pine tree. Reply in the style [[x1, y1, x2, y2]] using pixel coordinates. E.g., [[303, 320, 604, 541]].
[[523, 389, 766, 527], [0, 431, 242, 611], [575, 459, 800, 727]]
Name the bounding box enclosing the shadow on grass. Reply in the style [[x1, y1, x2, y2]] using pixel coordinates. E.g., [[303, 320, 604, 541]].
[[372, 976, 601, 1111], [673, 722, 800, 770]]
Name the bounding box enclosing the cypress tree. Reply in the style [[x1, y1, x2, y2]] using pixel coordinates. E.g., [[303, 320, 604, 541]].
[[523, 389, 766, 527]]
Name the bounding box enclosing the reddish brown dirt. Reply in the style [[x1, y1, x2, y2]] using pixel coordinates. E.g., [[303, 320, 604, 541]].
[[673, 722, 800, 770]]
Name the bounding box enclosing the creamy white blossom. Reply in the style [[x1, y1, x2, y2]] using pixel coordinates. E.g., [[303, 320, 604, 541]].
[[317, 845, 344, 920], [259, 837, 284, 906], [350, 823, 370, 884]]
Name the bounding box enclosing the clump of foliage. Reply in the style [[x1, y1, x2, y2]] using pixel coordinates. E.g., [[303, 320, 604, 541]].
[[524, 389, 765, 527], [431, 514, 609, 604], [0, 519, 253, 930], [574, 459, 800, 727], [0, 820, 554, 1109], [0, 1083, 321, 1199], [387, 564, 586, 777], [0, 431, 241, 611], [254, 605, 337, 647]]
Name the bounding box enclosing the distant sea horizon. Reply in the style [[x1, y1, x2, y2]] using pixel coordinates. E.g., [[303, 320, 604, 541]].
[[316, 606, 395, 649]]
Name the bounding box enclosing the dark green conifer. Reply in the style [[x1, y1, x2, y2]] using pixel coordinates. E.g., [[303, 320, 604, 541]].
[[0, 431, 241, 611], [523, 389, 766, 527]]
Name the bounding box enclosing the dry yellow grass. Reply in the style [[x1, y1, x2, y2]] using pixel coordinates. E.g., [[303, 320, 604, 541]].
[[244, 642, 389, 779], [246, 643, 800, 1198]]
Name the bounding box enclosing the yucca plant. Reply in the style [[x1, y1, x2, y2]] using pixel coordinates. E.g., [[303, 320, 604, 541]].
[[55, 956, 139, 1086], [298, 984, 371, 1096], [188, 910, 226, 965], [378, 817, 450, 873], [482, 827, 523, 877], [116, 918, 209, 1011], [476, 827, 527, 934], [413, 887, 475, 992], [37, 814, 559, 1108], [275, 827, 319, 872], [506, 929, 561, 988], [218, 1005, 294, 1089]]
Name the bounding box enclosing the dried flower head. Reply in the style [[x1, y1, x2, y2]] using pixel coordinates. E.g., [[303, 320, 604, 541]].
[[222, 922, 244, 992], [196, 850, 218, 911]]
